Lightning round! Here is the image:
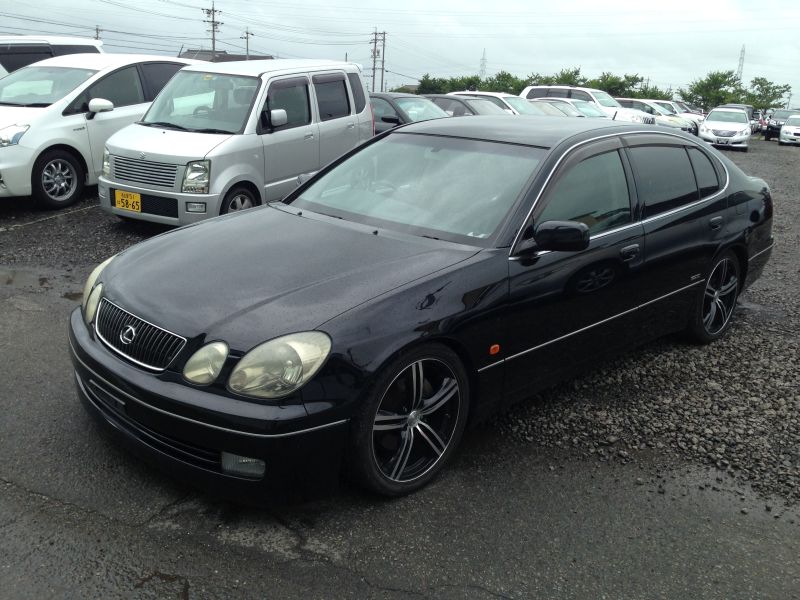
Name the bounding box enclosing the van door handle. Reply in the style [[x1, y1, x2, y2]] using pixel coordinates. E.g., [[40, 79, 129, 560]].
[[347, 122, 355, 129], [709, 216, 723, 230], [304, 133, 314, 140], [620, 244, 640, 262]]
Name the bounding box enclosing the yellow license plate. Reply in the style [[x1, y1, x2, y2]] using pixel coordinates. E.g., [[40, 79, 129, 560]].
[[114, 190, 141, 212]]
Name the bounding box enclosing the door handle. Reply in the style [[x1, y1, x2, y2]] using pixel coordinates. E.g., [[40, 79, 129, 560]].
[[304, 133, 314, 140], [620, 244, 640, 262], [709, 216, 723, 230], [347, 122, 355, 129]]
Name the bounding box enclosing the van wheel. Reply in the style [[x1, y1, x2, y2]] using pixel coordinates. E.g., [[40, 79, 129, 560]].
[[221, 186, 257, 215], [32, 150, 85, 209]]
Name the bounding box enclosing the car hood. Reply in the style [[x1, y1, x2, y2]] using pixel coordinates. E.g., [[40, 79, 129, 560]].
[[105, 122, 231, 163], [602, 106, 649, 122], [0, 105, 48, 128], [703, 119, 750, 131], [101, 205, 478, 349]]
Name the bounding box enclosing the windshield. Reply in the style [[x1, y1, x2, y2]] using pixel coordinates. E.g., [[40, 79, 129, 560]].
[[394, 97, 448, 122], [546, 101, 580, 117], [655, 101, 677, 114], [0, 66, 96, 107], [464, 98, 506, 114], [572, 101, 606, 117], [773, 110, 798, 120], [592, 90, 621, 108], [647, 102, 671, 116], [503, 96, 540, 114], [142, 71, 259, 134], [291, 133, 544, 245], [785, 116, 800, 126], [706, 110, 748, 123]]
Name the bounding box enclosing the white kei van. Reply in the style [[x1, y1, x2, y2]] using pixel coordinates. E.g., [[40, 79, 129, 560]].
[[99, 60, 374, 225]]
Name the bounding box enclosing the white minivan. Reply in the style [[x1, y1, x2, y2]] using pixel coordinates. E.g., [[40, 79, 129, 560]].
[[99, 60, 374, 226]]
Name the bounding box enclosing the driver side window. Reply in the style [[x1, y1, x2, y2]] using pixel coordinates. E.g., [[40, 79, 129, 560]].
[[537, 150, 632, 235]]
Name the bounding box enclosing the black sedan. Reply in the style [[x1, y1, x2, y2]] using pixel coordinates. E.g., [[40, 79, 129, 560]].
[[369, 92, 448, 134], [69, 117, 774, 499]]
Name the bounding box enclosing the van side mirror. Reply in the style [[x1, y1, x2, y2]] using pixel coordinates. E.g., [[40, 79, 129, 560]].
[[87, 98, 114, 120]]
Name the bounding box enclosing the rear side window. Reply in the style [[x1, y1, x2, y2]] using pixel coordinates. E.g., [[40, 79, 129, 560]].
[[628, 146, 699, 218], [346, 72, 366, 113], [52, 45, 100, 56], [140, 62, 184, 100], [525, 87, 547, 99], [547, 88, 568, 98], [0, 47, 53, 72], [570, 90, 592, 102], [313, 74, 350, 121], [266, 77, 311, 131], [538, 150, 632, 235], [687, 148, 720, 197]]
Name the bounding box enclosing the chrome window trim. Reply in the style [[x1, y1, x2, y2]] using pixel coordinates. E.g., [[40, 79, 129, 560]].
[[508, 130, 731, 257], [748, 242, 774, 262], [94, 298, 187, 372], [477, 279, 704, 373], [71, 342, 348, 439]]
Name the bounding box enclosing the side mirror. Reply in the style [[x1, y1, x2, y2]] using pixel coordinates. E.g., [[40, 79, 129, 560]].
[[269, 108, 288, 128], [296, 172, 314, 186], [87, 98, 113, 120], [381, 115, 401, 125], [533, 220, 590, 252]]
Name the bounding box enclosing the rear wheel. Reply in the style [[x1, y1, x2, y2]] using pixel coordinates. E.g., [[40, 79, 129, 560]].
[[686, 250, 740, 344], [220, 186, 258, 215], [31, 150, 85, 209]]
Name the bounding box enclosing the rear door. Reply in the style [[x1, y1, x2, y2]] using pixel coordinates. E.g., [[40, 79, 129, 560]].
[[260, 75, 319, 202], [312, 72, 358, 166]]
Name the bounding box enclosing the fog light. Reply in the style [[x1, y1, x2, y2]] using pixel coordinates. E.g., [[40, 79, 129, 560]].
[[186, 202, 206, 213], [221, 452, 265, 478]]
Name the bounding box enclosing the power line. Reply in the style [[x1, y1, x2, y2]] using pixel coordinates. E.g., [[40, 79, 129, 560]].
[[202, 1, 222, 60]]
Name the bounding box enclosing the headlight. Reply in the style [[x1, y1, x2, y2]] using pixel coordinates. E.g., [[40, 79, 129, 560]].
[[740, 128, 750, 136], [228, 332, 331, 399], [82, 255, 116, 309], [84, 284, 103, 325], [102, 148, 110, 177], [183, 342, 229, 385], [769, 119, 777, 126], [182, 160, 210, 194], [0, 124, 29, 147]]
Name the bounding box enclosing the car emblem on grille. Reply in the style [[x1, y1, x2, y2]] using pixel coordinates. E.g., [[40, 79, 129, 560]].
[[139, 152, 146, 160], [120, 325, 137, 345]]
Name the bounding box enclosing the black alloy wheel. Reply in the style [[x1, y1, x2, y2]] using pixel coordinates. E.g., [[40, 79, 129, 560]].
[[687, 250, 740, 343], [349, 344, 469, 496]]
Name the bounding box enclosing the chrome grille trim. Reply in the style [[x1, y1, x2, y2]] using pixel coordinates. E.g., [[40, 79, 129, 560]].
[[112, 155, 178, 188], [712, 129, 736, 137], [95, 298, 186, 371]]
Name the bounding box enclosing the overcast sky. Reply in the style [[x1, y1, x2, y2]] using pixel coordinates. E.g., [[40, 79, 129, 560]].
[[2, 0, 798, 103]]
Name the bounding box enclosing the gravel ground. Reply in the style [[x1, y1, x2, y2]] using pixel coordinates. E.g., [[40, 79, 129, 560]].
[[1, 138, 798, 504], [496, 139, 800, 503]]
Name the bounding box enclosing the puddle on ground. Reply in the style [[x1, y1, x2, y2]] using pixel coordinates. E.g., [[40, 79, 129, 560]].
[[62, 291, 83, 302]]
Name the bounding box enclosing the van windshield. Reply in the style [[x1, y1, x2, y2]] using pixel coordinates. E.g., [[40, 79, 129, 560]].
[[142, 71, 260, 134], [0, 66, 97, 107]]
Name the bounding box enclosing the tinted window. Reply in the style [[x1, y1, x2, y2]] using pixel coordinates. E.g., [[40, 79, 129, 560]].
[[371, 97, 398, 119], [266, 78, 311, 131], [547, 88, 568, 98], [83, 66, 145, 109], [140, 62, 184, 100], [687, 148, 720, 197], [538, 150, 632, 235], [617, 99, 633, 108], [628, 146, 699, 217], [346, 72, 366, 113], [52, 45, 100, 56], [525, 88, 547, 99], [314, 78, 350, 121], [0, 49, 52, 72], [570, 90, 591, 102]]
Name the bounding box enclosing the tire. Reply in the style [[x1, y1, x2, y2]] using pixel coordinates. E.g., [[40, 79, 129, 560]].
[[764, 133, 771, 141], [741, 147, 749, 152], [220, 186, 258, 215], [778, 141, 785, 146], [31, 149, 85, 209], [686, 250, 740, 344], [347, 343, 469, 496]]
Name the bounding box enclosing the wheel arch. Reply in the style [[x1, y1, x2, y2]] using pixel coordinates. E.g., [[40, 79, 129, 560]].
[[220, 180, 263, 214], [34, 144, 89, 183]]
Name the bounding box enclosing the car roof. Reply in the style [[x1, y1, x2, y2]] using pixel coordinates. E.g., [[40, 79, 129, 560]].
[[0, 35, 102, 47], [708, 107, 748, 113], [396, 115, 639, 148], [181, 59, 360, 77], [29, 53, 200, 70], [449, 91, 516, 98]]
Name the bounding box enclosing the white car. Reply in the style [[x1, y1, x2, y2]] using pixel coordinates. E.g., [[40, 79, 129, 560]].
[[0, 35, 103, 77], [697, 107, 751, 152], [616, 97, 696, 133], [651, 100, 705, 127], [0, 53, 200, 208], [518, 85, 655, 124], [778, 114, 800, 146], [447, 91, 544, 116]]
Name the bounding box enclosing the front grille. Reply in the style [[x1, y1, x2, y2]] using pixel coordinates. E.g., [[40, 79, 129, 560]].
[[76, 371, 222, 472], [95, 299, 186, 371], [712, 129, 736, 137], [643, 115, 655, 125], [112, 155, 178, 188]]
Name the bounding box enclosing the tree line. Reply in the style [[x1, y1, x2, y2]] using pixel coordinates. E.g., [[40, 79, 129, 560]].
[[408, 67, 791, 111]]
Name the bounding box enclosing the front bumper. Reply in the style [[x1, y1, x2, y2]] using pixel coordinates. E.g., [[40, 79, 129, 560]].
[[0, 144, 35, 198], [98, 176, 224, 227], [68, 307, 349, 502], [698, 130, 749, 148], [779, 129, 800, 145]]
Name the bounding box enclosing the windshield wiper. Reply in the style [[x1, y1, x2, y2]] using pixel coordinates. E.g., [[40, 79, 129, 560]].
[[138, 121, 189, 131], [191, 127, 235, 134], [0, 101, 25, 106]]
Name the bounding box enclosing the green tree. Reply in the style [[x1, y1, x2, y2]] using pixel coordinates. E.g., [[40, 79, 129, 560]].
[[631, 84, 673, 100], [678, 70, 744, 109], [744, 77, 791, 111], [417, 74, 450, 95], [483, 70, 525, 94], [587, 72, 643, 97]]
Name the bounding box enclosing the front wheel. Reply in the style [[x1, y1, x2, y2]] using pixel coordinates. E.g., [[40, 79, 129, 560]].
[[764, 133, 771, 141], [686, 250, 740, 344], [31, 150, 85, 209], [220, 186, 258, 215], [348, 344, 469, 496]]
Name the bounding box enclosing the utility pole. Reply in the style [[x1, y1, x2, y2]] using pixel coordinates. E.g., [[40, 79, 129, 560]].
[[479, 49, 487, 79], [202, 1, 223, 61], [379, 31, 386, 92], [736, 44, 745, 80], [240, 27, 254, 60], [94, 25, 102, 40], [371, 29, 378, 92]]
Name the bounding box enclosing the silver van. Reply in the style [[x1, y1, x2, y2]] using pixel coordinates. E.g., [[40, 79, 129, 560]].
[[99, 60, 373, 225]]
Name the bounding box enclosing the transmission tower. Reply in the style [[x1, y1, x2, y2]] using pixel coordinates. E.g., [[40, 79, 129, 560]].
[[202, 1, 223, 61], [736, 45, 745, 80], [479, 49, 487, 79]]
